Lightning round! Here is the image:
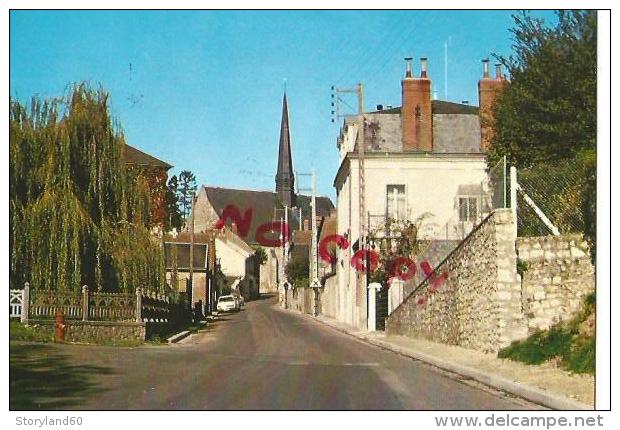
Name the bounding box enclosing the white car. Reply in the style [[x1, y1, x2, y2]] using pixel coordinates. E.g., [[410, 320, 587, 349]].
[[216, 295, 238, 313]]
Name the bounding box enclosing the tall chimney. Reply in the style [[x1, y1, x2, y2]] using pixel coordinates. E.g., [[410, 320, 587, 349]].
[[402, 57, 433, 151], [478, 59, 506, 151]]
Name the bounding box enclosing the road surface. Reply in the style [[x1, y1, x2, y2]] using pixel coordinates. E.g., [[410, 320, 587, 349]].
[[10, 295, 541, 410]]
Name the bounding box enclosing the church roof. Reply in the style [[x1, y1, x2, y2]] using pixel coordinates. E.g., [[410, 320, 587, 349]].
[[276, 93, 294, 180], [203, 186, 335, 246]]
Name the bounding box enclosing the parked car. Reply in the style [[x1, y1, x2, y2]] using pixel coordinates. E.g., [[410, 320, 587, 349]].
[[216, 295, 238, 313]]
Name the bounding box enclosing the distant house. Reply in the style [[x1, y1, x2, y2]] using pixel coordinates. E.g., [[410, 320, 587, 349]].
[[215, 227, 260, 301], [122, 144, 172, 227], [331, 58, 506, 329]]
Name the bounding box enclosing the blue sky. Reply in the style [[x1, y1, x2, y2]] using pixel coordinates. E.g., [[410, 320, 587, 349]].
[[10, 10, 557, 199]]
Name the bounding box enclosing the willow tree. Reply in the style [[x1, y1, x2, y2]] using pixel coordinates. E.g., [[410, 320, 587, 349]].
[[10, 84, 166, 292]]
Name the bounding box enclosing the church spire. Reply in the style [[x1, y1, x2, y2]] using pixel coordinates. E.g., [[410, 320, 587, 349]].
[[275, 92, 295, 207]]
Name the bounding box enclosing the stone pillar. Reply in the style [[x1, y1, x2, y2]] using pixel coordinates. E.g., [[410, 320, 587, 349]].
[[135, 287, 142, 323], [493, 209, 528, 349], [21, 282, 30, 323], [82, 285, 89, 321]]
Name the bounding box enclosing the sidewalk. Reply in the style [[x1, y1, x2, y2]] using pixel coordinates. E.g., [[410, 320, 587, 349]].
[[308, 313, 594, 410]]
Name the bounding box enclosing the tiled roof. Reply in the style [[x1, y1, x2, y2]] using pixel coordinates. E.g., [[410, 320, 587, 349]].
[[123, 144, 172, 169]]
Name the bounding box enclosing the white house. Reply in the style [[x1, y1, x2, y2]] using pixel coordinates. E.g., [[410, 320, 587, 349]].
[[328, 58, 506, 330]]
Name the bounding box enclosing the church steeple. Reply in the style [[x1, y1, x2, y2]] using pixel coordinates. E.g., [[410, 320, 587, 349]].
[[275, 92, 295, 208]]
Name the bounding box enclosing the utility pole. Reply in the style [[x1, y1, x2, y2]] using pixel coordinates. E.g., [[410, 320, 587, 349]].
[[189, 193, 195, 315], [356, 83, 367, 330], [330, 83, 364, 123], [311, 169, 318, 285]]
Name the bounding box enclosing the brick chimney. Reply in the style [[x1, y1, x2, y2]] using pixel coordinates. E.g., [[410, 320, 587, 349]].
[[402, 57, 432, 151], [478, 59, 507, 151]]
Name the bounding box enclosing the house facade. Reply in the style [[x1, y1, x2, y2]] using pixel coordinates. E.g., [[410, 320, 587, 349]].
[[123, 144, 173, 228], [327, 58, 506, 330]]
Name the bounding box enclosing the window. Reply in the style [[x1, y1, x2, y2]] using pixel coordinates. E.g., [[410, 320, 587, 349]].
[[458, 197, 479, 222], [386, 185, 406, 221]]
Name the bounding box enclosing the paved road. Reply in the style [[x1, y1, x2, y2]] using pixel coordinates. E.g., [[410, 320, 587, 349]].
[[10, 295, 541, 410]]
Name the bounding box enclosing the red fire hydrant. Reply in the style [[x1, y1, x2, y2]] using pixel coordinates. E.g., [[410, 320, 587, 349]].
[[54, 309, 66, 342]]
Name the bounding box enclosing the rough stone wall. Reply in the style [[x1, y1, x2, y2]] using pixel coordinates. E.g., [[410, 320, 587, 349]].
[[29, 320, 146, 343], [517, 234, 595, 332], [386, 209, 527, 353]]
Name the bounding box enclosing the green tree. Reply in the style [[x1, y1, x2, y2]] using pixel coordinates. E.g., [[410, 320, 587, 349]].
[[285, 254, 309, 289], [489, 10, 596, 168], [178, 170, 197, 223], [253, 247, 268, 265], [165, 174, 183, 231], [9, 84, 166, 292], [489, 10, 596, 259]]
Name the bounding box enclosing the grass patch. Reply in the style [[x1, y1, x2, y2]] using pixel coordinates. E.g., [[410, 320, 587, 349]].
[[9, 320, 53, 343], [498, 293, 595, 375]]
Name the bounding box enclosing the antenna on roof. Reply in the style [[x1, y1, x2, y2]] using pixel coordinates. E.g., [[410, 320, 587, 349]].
[[444, 39, 450, 100]]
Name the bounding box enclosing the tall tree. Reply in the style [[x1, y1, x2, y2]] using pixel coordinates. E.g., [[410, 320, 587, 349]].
[[177, 170, 197, 223], [489, 10, 597, 168], [9, 85, 166, 292], [489, 10, 597, 259], [165, 174, 183, 231]]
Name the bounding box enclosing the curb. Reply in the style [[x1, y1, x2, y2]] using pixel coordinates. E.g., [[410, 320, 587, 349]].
[[308, 314, 592, 410], [167, 330, 190, 344]]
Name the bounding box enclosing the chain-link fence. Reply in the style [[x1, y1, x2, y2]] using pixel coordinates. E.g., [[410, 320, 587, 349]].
[[515, 161, 589, 237]]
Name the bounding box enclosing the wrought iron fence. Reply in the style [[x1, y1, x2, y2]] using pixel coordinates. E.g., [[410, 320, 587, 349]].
[[14, 282, 181, 324]]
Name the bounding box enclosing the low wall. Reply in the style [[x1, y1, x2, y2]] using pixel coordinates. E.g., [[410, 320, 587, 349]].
[[517, 234, 595, 332], [27, 319, 146, 343], [386, 209, 527, 353]]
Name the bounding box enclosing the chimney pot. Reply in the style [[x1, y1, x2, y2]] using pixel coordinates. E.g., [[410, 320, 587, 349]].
[[420, 57, 428, 78], [495, 63, 503, 80], [482, 59, 490, 78], [404, 57, 413, 78]]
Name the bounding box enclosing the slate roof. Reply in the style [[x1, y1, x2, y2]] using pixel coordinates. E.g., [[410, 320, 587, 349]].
[[358, 99, 482, 154], [204, 186, 335, 246], [369, 100, 479, 115], [123, 144, 172, 169]]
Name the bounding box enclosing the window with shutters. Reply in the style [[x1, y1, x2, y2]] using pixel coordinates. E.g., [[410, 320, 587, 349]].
[[458, 197, 479, 222]]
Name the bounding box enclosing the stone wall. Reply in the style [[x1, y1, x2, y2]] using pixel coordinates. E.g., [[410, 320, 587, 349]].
[[517, 234, 595, 332], [386, 209, 527, 353], [29, 319, 146, 343]]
